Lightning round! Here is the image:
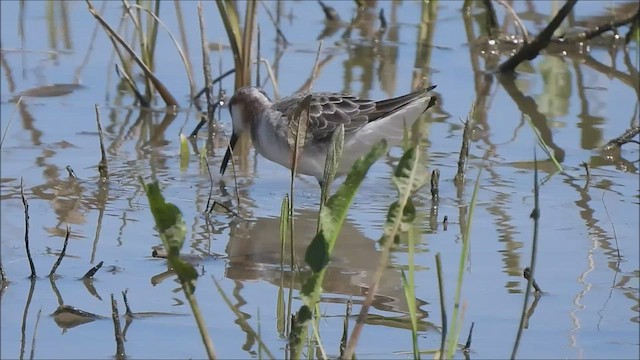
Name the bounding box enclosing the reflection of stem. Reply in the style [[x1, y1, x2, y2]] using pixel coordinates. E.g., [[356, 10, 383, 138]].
[[0, 45, 16, 92], [148, 110, 178, 144], [523, 291, 542, 329], [110, 294, 126, 359], [49, 276, 64, 307], [19, 0, 26, 78], [511, 152, 541, 359], [569, 233, 596, 357], [497, 73, 566, 163], [29, 309, 42, 359], [91, 182, 109, 264], [82, 277, 102, 301], [74, 1, 105, 84], [231, 280, 256, 353], [622, 48, 639, 97], [59, 1, 72, 50], [17, 88, 43, 146], [46, 1, 58, 51], [412, 0, 438, 89], [212, 278, 275, 358], [578, 54, 639, 98], [20, 279, 36, 359], [571, 58, 605, 150], [465, 8, 496, 148]]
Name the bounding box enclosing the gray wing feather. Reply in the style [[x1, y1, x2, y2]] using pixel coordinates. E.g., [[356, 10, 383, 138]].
[[273, 86, 435, 141]]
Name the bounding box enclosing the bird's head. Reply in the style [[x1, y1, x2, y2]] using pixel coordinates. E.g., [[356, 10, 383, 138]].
[[220, 86, 271, 175]]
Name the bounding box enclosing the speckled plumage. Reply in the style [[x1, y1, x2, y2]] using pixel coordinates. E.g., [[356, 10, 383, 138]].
[[220, 85, 437, 182]]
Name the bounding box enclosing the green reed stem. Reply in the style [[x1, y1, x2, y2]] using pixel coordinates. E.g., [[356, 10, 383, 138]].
[[446, 167, 482, 358]]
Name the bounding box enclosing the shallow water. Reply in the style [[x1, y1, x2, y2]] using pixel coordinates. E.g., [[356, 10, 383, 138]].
[[1, 1, 638, 359]]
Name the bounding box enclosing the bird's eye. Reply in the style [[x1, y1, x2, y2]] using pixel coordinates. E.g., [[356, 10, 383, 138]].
[[257, 88, 271, 101]]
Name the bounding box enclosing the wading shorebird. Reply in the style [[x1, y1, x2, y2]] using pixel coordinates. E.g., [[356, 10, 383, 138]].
[[219, 86, 437, 185]]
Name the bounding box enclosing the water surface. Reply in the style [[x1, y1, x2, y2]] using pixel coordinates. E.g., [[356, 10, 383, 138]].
[[1, 1, 638, 358]]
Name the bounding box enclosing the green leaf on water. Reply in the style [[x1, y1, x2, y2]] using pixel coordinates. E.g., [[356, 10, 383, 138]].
[[142, 180, 186, 259], [172, 258, 198, 294], [382, 198, 416, 244], [305, 235, 330, 272], [380, 146, 425, 245], [392, 146, 429, 195]]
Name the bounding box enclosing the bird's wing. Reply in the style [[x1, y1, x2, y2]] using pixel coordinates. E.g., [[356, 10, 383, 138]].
[[273, 86, 436, 141]]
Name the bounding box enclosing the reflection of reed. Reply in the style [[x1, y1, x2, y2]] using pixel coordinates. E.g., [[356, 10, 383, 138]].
[[462, 1, 639, 299], [378, 1, 400, 97], [20, 278, 36, 357], [462, 4, 539, 292], [412, 0, 438, 90], [0, 46, 16, 93], [73, 0, 105, 84], [572, 58, 605, 151], [498, 73, 566, 163], [577, 53, 639, 99], [18, 0, 26, 78], [466, 0, 638, 172], [341, 5, 385, 96], [224, 208, 430, 322], [484, 166, 524, 286]]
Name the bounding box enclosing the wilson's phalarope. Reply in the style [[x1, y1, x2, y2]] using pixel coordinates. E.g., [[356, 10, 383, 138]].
[[220, 86, 437, 183]]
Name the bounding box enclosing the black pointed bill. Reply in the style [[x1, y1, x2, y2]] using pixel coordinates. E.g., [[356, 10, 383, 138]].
[[220, 133, 239, 175]]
